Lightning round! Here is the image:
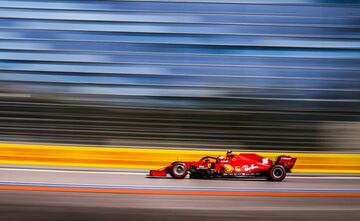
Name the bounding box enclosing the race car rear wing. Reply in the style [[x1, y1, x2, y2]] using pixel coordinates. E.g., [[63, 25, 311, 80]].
[[276, 155, 297, 172]]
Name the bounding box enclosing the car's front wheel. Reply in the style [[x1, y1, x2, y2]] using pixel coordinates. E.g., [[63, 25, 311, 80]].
[[268, 165, 286, 181], [169, 162, 188, 179]]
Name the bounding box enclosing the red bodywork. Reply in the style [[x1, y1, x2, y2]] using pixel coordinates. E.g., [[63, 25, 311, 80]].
[[149, 152, 296, 181]]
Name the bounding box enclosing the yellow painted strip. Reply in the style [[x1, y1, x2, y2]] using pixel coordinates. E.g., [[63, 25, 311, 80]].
[[0, 143, 359, 173]]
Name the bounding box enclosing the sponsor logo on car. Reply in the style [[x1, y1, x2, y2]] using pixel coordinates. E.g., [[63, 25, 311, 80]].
[[223, 164, 233, 173], [242, 164, 258, 172]]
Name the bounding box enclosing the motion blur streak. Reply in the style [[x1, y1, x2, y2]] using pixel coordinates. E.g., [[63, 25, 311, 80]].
[[0, 167, 359, 195], [0, 168, 360, 220], [1, 0, 360, 220], [1, 191, 359, 221], [1, 184, 360, 197], [0, 0, 359, 151]]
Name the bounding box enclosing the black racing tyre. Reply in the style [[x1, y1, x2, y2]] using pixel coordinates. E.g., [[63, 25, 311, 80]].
[[169, 162, 188, 179], [268, 165, 286, 181]]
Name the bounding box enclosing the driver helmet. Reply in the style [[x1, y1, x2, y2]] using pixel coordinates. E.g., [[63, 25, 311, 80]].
[[217, 156, 225, 161], [226, 150, 234, 159]]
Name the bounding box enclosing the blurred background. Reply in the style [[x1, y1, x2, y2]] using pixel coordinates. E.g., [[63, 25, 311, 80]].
[[0, 0, 360, 151], [1, 1, 360, 221]]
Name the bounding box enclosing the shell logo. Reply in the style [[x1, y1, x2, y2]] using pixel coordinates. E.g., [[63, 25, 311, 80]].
[[223, 164, 233, 173]]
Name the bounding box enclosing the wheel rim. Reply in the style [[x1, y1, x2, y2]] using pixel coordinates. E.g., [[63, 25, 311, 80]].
[[272, 168, 283, 179], [173, 164, 186, 176]]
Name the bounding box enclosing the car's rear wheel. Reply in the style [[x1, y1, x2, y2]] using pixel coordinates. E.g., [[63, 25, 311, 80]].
[[169, 162, 188, 179], [268, 165, 286, 181]]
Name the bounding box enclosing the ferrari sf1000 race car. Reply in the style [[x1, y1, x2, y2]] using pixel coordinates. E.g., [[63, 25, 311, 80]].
[[149, 151, 296, 181]]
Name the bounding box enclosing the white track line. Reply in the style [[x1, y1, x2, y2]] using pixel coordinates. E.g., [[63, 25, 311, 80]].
[[0, 167, 359, 180], [1, 180, 359, 192], [287, 176, 360, 180], [0, 167, 146, 175]]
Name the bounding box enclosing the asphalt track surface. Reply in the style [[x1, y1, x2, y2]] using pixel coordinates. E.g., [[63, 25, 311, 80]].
[[0, 167, 360, 221]]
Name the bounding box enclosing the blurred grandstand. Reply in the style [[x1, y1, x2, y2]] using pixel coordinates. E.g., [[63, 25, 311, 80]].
[[0, 0, 359, 151]]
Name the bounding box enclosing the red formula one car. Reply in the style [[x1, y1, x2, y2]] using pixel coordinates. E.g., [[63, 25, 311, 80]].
[[149, 151, 296, 181]]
